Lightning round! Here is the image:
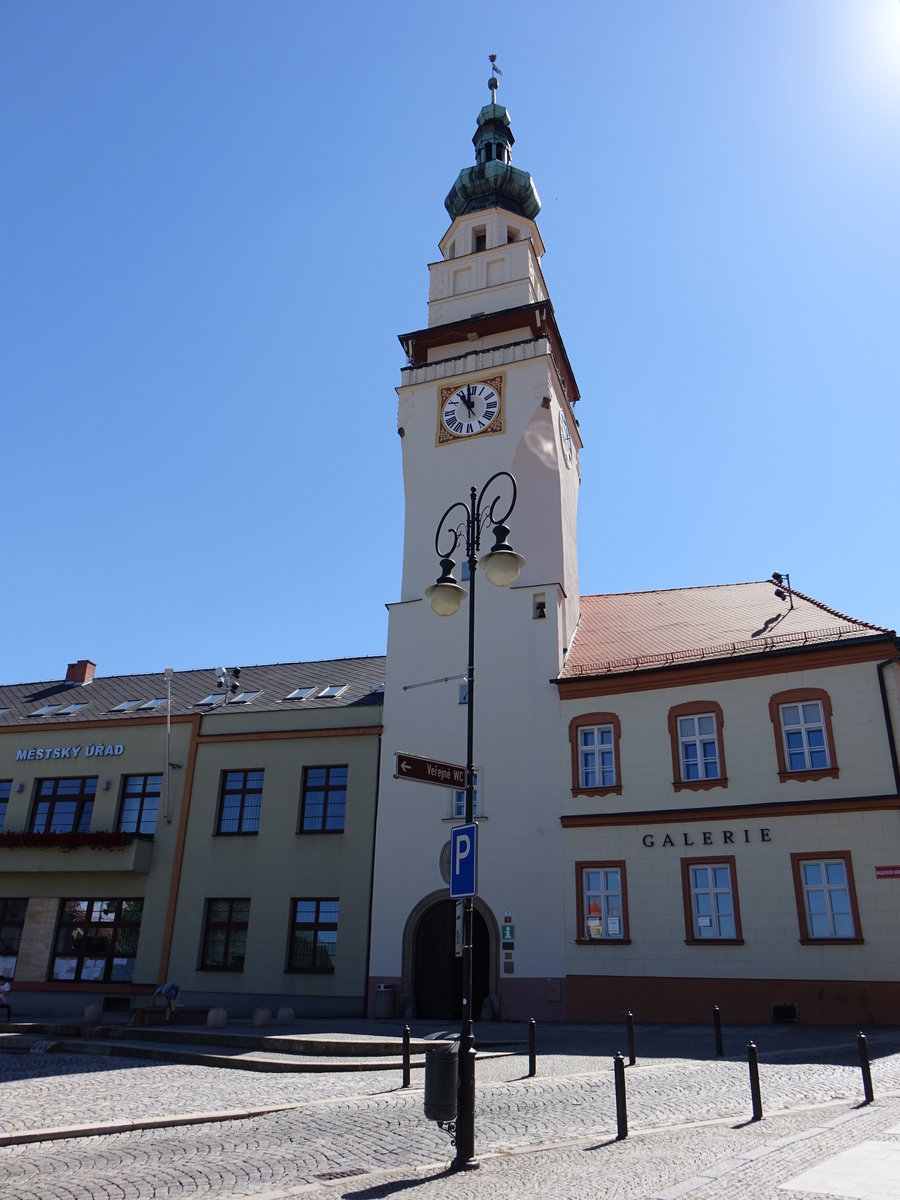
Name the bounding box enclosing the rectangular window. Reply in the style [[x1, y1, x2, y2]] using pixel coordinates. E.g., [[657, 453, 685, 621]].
[[0, 780, 10, 832], [780, 702, 829, 772], [569, 713, 622, 796], [668, 702, 727, 791], [578, 726, 616, 789], [684, 860, 740, 940], [299, 766, 347, 832], [452, 771, 479, 819], [51, 898, 143, 983], [118, 774, 162, 835], [31, 777, 97, 833], [217, 769, 263, 834], [201, 898, 250, 970], [678, 714, 719, 781], [287, 898, 339, 972], [579, 864, 627, 941], [0, 898, 27, 976], [792, 854, 859, 940]]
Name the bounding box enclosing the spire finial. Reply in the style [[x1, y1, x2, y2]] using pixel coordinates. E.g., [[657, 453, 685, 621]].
[[488, 54, 503, 100]]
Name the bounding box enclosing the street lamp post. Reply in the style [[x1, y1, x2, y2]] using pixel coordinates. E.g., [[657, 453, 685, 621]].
[[426, 470, 525, 1172]]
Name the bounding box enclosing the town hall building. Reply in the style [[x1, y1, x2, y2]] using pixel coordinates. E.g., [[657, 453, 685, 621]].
[[0, 76, 897, 1025]]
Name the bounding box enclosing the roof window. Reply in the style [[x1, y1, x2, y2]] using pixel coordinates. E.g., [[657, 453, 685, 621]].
[[229, 690, 261, 705], [110, 700, 142, 712], [285, 687, 320, 700], [138, 697, 167, 710], [57, 703, 88, 715], [319, 685, 348, 699], [30, 705, 61, 717]]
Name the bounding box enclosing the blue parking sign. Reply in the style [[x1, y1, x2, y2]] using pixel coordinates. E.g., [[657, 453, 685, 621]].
[[450, 823, 477, 898]]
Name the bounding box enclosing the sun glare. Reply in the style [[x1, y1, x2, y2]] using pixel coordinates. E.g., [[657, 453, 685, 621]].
[[844, 1, 900, 106]]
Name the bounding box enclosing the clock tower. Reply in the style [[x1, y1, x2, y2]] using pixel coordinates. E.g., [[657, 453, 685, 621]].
[[369, 69, 583, 1022]]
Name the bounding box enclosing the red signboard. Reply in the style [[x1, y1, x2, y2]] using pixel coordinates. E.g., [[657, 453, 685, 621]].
[[875, 866, 900, 878]]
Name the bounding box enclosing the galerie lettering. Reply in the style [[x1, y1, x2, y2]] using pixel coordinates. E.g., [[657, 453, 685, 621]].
[[643, 828, 772, 848]]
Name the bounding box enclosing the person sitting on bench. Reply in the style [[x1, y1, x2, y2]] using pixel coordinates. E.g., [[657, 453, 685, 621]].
[[153, 982, 180, 1022]]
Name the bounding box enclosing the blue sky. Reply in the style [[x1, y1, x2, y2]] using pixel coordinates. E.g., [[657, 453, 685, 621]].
[[3, 1, 898, 684]]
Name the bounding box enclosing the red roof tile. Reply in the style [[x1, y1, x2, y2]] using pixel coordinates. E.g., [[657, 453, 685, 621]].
[[562, 581, 894, 679]]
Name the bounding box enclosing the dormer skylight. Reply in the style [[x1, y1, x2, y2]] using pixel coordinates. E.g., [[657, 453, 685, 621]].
[[196, 694, 222, 707], [138, 697, 167, 710], [110, 700, 142, 712], [230, 690, 261, 705], [57, 703, 88, 715], [285, 687, 320, 700], [319, 685, 348, 699], [30, 704, 61, 717]]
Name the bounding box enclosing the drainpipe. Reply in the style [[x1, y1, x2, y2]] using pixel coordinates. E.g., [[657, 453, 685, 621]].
[[877, 653, 900, 797]]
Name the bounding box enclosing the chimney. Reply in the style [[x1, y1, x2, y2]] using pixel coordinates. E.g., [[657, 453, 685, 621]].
[[65, 660, 96, 686]]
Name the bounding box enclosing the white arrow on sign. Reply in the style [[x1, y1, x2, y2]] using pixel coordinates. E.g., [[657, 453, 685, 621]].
[[393, 753, 466, 789]]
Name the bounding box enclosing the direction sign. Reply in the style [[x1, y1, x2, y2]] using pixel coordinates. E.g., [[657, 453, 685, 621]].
[[394, 752, 466, 790], [450, 822, 478, 898]]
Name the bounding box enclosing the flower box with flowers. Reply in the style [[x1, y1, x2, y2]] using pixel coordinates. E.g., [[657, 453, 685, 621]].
[[0, 832, 153, 873]]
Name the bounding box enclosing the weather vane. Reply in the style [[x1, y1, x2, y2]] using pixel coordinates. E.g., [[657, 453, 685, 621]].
[[488, 53, 503, 99]]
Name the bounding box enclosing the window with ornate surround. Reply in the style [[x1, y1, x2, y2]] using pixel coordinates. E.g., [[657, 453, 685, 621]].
[[667, 701, 727, 791], [575, 861, 629, 943], [568, 713, 622, 797], [680, 856, 743, 943], [769, 689, 838, 782], [790, 852, 861, 943]]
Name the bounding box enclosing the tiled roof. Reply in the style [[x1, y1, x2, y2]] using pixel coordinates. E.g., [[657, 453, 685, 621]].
[[561, 581, 896, 680], [0, 657, 386, 728]]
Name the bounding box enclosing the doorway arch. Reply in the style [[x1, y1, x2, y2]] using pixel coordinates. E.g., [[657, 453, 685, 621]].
[[402, 891, 499, 1020]]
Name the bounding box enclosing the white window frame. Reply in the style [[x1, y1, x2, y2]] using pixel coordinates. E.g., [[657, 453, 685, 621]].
[[578, 725, 616, 789], [780, 702, 830, 772], [678, 713, 720, 781], [452, 770, 480, 819], [688, 862, 736, 939], [799, 857, 855, 939], [581, 865, 625, 940]]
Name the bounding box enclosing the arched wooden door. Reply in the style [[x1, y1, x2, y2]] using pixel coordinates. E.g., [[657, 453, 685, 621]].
[[413, 900, 489, 1020]]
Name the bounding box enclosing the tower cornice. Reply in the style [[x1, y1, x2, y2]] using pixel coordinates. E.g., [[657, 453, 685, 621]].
[[397, 301, 581, 410]]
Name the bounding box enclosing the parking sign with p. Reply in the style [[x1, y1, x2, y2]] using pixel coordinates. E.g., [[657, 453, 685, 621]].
[[450, 822, 477, 898]]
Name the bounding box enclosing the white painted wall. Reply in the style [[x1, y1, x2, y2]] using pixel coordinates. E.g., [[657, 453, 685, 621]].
[[370, 206, 582, 991]]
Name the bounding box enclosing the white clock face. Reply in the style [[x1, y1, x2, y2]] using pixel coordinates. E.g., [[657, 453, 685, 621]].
[[441, 383, 500, 437], [559, 410, 574, 467]]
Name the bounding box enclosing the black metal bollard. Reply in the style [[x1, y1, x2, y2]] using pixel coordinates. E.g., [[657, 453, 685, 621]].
[[713, 1005, 723, 1057], [747, 1041, 763, 1121], [857, 1032, 874, 1104], [614, 1052, 628, 1139], [625, 1010, 636, 1066], [402, 1025, 411, 1089], [528, 1017, 537, 1077]]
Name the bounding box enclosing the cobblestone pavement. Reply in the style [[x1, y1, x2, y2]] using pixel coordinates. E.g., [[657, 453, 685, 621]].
[[2, 1021, 900, 1198]]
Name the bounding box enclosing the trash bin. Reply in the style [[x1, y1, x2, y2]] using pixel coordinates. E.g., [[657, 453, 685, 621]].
[[374, 983, 394, 1018], [423, 1032, 459, 1123]]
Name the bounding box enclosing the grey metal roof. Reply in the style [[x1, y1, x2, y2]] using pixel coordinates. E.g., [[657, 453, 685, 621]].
[[0, 657, 386, 728]]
